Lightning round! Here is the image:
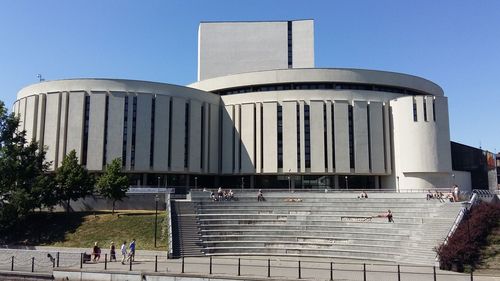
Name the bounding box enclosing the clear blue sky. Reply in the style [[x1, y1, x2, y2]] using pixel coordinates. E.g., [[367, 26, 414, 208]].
[[0, 0, 498, 152]]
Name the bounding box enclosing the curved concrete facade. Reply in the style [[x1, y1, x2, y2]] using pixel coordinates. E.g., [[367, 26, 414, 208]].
[[14, 79, 221, 176], [13, 69, 453, 191]]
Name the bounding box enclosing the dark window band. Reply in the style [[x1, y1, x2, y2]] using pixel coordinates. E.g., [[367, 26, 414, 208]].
[[213, 82, 429, 96]]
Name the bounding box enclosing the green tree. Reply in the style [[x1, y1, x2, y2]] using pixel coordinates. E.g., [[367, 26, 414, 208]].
[[96, 158, 129, 214], [54, 150, 94, 212], [0, 101, 54, 235]]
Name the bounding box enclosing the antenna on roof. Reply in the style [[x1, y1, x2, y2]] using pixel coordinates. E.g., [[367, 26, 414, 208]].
[[36, 74, 45, 82]]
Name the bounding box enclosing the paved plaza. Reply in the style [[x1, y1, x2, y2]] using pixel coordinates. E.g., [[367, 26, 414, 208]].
[[0, 247, 498, 280]]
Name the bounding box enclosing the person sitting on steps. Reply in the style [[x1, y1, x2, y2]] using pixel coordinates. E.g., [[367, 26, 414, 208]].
[[257, 189, 265, 201], [358, 191, 368, 199]]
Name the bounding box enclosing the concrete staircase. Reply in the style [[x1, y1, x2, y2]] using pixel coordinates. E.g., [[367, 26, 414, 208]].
[[170, 201, 204, 257], [171, 191, 462, 265]]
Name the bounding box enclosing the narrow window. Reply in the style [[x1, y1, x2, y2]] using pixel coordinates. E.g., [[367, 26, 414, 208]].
[[200, 104, 205, 170], [122, 96, 128, 167], [167, 98, 172, 168], [131, 96, 137, 169], [348, 105, 355, 169], [82, 95, 90, 166], [323, 103, 328, 169], [413, 97, 418, 122], [432, 98, 436, 122], [423, 98, 428, 122], [238, 106, 242, 171], [103, 95, 109, 166], [367, 103, 372, 170], [304, 104, 311, 169], [277, 105, 283, 169], [231, 107, 235, 172], [287, 21, 293, 68], [150, 97, 155, 168], [382, 104, 388, 171], [184, 102, 190, 169]]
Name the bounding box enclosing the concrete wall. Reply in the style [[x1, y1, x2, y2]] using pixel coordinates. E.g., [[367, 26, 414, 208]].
[[220, 92, 394, 176], [391, 95, 452, 190], [15, 79, 220, 173], [14, 66, 453, 191], [198, 20, 314, 80]]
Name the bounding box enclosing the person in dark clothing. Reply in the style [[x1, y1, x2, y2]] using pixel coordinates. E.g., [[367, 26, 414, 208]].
[[386, 209, 394, 223]]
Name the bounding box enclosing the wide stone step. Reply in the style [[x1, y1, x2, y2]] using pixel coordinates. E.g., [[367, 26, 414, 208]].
[[171, 193, 461, 265], [204, 229, 409, 237], [198, 217, 424, 225], [197, 202, 444, 208], [193, 210, 439, 220], [203, 235, 412, 246], [204, 246, 405, 261], [200, 224, 412, 234]]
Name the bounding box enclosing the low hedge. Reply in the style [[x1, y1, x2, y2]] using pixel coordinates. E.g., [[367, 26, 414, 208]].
[[437, 202, 500, 272]]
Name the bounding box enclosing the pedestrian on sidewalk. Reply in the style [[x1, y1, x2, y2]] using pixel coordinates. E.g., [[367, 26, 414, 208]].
[[121, 241, 127, 264], [109, 242, 116, 262], [92, 242, 101, 262], [127, 239, 136, 262]]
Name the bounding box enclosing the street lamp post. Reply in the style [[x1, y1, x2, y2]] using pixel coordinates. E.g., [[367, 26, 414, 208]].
[[154, 176, 160, 248], [345, 176, 348, 190], [195, 177, 198, 189], [396, 176, 400, 193], [157, 176, 160, 193], [154, 194, 159, 248], [288, 169, 291, 193], [241, 177, 244, 189]]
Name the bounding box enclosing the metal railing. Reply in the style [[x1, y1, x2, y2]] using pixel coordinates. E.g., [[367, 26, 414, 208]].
[[441, 193, 478, 249], [166, 193, 174, 259], [2, 250, 494, 280], [0, 253, 486, 281]]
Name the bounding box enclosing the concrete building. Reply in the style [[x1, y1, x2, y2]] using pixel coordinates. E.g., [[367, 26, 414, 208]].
[[13, 20, 457, 191], [450, 142, 498, 191]]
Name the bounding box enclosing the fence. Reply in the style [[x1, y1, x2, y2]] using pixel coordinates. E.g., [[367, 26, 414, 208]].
[[0, 252, 492, 281]]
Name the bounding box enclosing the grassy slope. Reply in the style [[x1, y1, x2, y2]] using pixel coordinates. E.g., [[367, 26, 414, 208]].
[[9, 211, 167, 251], [476, 225, 500, 275]]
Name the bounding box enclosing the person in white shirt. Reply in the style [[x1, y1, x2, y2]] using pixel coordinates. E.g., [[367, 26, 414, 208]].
[[120, 241, 128, 264], [453, 185, 460, 202]]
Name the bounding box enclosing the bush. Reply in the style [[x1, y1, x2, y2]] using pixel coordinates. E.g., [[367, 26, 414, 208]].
[[437, 202, 500, 271]]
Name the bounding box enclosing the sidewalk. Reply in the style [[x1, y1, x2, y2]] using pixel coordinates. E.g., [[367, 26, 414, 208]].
[[1, 247, 499, 281]]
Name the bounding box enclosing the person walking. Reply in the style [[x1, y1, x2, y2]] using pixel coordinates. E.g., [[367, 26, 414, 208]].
[[120, 241, 128, 264], [92, 242, 101, 262], [109, 242, 116, 262], [128, 239, 136, 262]]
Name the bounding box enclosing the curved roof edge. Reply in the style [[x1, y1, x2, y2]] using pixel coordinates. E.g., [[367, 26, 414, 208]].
[[16, 78, 216, 100], [189, 68, 444, 96]]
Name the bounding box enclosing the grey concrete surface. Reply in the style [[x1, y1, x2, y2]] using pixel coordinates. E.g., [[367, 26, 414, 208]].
[[1, 247, 499, 281]]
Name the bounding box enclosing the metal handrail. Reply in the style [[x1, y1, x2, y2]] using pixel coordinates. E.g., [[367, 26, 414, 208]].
[[189, 188, 457, 193], [166, 193, 174, 259], [434, 193, 478, 265], [440, 193, 478, 248]]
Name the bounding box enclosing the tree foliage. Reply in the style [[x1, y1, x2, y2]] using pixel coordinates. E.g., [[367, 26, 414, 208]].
[[437, 202, 500, 272], [0, 101, 54, 235], [96, 158, 129, 214], [54, 150, 94, 212]]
